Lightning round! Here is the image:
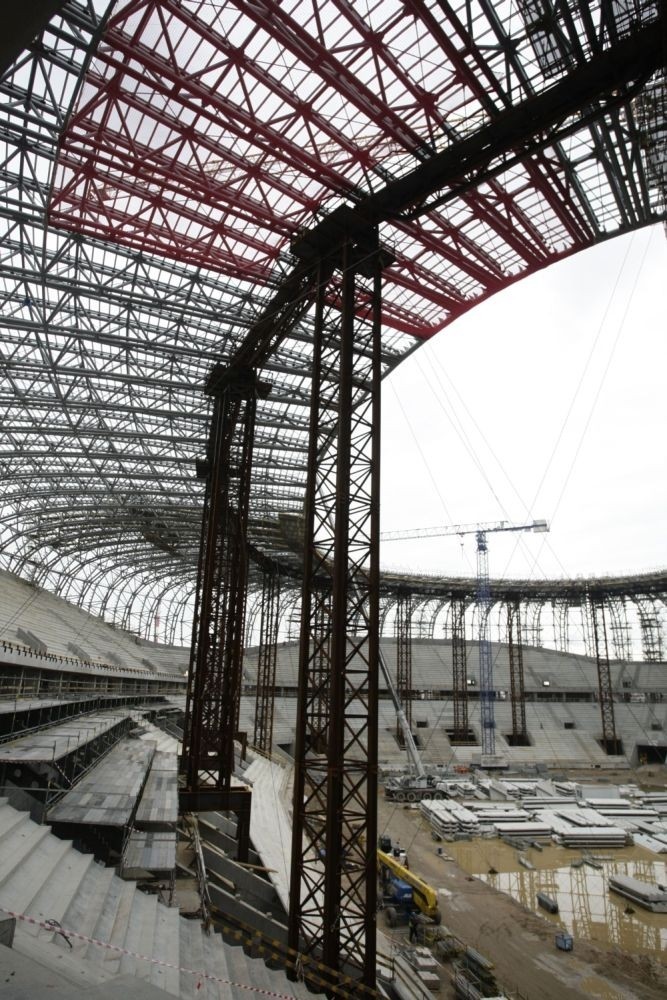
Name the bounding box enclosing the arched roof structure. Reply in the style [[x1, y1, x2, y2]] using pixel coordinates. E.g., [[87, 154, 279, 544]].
[[0, 1, 665, 636]]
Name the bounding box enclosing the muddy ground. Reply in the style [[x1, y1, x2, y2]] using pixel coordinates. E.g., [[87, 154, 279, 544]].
[[378, 766, 667, 999]]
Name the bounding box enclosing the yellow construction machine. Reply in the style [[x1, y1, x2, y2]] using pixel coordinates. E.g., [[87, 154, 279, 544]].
[[377, 848, 441, 928]]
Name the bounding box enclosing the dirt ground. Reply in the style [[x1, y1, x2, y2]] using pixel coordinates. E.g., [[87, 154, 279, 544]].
[[378, 766, 667, 1000]]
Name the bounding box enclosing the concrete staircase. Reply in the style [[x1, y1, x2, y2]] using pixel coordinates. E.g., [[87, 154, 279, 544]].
[[0, 799, 312, 999]]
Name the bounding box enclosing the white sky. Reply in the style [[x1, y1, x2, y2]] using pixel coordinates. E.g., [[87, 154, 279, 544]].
[[380, 224, 667, 582]]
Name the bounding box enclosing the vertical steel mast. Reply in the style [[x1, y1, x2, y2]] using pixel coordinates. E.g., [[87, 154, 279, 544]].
[[288, 232, 387, 992], [476, 529, 495, 756]]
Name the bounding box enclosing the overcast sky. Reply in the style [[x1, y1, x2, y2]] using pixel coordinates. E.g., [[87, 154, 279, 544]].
[[380, 224, 667, 582]]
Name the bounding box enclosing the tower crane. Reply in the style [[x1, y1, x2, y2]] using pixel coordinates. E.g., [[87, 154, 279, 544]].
[[381, 519, 549, 761]]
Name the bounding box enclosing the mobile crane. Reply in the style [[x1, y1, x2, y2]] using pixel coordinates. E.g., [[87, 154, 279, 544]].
[[377, 623, 437, 801], [377, 847, 442, 928]]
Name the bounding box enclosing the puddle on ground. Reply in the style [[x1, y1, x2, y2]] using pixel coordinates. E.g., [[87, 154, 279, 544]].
[[443, 838, 666, 956]]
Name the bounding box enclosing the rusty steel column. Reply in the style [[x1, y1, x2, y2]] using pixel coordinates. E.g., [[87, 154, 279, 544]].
[[636, 596, 664, 662], [450, 598, 469, 743], [588, 594, 622, 755], [288, 235, 383, 992], [395, 590, 413, 742], [506, 601, 528, 746], [181, 365, 267, 852], [606, 595, 632, 662], [522, 600, 543, 648], [552, 598, 571, 653], [253, 568, 280, 753]]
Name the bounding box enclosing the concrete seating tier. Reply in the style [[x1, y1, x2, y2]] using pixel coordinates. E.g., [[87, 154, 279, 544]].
[[250, 637, 667, 701], [0, 569, 187, 677], [0, 799, 315, 998], [248, 695, 663, 770]]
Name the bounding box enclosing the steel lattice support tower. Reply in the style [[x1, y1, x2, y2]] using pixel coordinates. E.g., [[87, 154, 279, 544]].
[[395, 590, 413, 742], [181, 366, 267, 843], [253, 568, 281, 753], [552, 599, 572, 653], [450, 598, 469, 744], [636, 597, 664, 662], [288, 240, 382, 992], [588, 594, 622, 755], [507, 601, 528, 746], [476, 531, 496, 756], [606, 596, 632, 662]]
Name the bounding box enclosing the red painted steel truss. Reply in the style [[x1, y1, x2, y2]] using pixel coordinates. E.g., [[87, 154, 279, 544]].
[[49, 0, 601, 339]]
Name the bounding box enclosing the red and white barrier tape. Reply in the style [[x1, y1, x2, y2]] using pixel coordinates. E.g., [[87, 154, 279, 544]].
[[0, 906, 298, 998]]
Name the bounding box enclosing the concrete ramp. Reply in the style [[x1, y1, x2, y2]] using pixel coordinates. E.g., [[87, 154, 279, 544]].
[[243, 756, 294, 915]]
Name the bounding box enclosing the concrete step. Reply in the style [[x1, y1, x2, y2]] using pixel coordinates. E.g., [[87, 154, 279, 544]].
[[58, 863, 116, 957], [0, 826, 73, 915], [26, 844, 95, 935], [0, 817, 52, 888], [120, 890, 158, 979], [193, 923, 224, 1000], [86, 874, 137, 970], [103, 877, 139, 974], [11, 922, 115, 989], [178, 918, 204, 999], [222, 937, 256, 999], [203, 929, 230, 999], [149, 902, 181, 996], [178, 917, 195, 999], [258, 954, 309, 998], [0, 803, 30, 840]]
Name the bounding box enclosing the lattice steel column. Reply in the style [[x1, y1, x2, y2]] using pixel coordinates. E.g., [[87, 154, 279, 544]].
[[506, 601, 528, 746], [477, 531, 495, 756], [288, 239, 383, 992], [522, 600, 543, 647], [588, 595, 622, 755], [552, 598, 571, 653], [395, 589, 413, 742], [606, 595, 632, 661], [181, 366, 267, 846], [450, 598, 469, 744], [636, 597, 664, 662], [253, 568, 281, 753]]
